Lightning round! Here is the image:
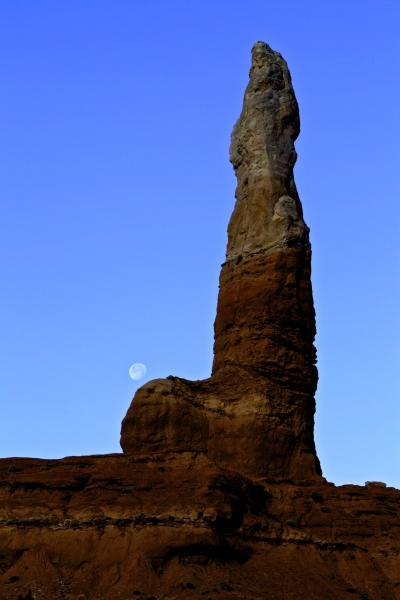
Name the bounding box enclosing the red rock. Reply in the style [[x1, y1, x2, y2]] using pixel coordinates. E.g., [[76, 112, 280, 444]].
[[0, 454, 399, 599], [1, 42, 399, 599], [121, 41, 320, 481]]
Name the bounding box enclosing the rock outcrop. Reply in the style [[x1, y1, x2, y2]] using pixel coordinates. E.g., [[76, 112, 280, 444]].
[[1, 455, 399, 599], [121, 41, 321, 481], [1, 42, 399, 600]]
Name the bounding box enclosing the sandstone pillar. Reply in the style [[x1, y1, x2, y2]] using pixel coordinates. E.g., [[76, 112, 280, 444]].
[[121, 42, 321, 481]]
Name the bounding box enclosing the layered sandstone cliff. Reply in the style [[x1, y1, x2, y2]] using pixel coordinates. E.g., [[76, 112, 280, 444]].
[[0, 42, 399, 600]]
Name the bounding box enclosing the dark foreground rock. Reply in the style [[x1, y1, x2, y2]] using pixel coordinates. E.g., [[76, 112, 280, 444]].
[[1, 42, 399, 599], [0, 455, 399, 599]]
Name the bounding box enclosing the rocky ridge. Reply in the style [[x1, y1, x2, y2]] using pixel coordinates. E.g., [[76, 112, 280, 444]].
[[0, 42, 399, 600]]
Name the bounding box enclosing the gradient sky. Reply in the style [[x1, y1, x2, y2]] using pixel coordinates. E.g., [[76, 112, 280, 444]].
[[1, 0, 399, 487]]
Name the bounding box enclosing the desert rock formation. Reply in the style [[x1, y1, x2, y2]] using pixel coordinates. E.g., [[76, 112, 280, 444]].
[[121, 42, 320, 481], [0, 42, 399, 600]]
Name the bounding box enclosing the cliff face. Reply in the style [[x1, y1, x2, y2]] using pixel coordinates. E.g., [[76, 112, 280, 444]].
[[1, 42, 399, 600], [121, 42, 320, 481], [1, 455, 400, 600]]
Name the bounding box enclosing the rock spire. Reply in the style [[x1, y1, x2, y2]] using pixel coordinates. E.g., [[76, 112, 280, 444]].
[[227, 41, 305, 261], [121, 41, 321, 480], [3, 43, 400, 599]]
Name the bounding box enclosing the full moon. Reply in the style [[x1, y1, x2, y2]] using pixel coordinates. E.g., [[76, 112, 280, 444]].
[[129, 363, 147, 381]]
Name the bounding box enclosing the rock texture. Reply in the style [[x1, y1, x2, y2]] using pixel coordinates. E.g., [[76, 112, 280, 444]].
[[121, 42, 320, 481], [1, 456, 399, 599], [1, 42, 399, 600]]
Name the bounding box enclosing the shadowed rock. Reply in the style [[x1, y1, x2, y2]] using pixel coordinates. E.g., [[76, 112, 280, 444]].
[[121, 41, 321, 481]]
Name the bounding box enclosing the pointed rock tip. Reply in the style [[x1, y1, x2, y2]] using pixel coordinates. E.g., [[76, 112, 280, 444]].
[[251, 40, 274, 55]]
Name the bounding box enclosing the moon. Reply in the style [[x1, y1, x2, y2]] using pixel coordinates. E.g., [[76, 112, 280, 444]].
[[129, 363, 147, 381]]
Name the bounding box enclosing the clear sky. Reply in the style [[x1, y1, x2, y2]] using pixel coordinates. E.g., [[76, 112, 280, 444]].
[[1, 0, 399, 487]]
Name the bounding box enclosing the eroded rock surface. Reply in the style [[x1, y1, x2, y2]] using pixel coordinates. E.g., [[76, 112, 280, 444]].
[[0, 455, 399, 599], [1, 42, 399, 600], [121, 41, 320, 481], [227, 41, 306, 259]]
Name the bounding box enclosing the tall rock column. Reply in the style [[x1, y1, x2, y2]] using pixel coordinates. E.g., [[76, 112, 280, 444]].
[[211, 41, 320, 478], [121, 41, 321, 481]]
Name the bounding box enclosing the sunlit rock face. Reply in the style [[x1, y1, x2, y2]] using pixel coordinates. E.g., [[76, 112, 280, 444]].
[[121, 41, 321, 481]]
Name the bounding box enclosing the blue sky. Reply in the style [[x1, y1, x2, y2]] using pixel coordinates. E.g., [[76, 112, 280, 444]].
[[1, 0, 399, 487]]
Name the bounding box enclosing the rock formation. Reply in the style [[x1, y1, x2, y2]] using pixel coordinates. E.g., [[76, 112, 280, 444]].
[[0, 42, 399, 600], [121, 41, 321, 481]]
